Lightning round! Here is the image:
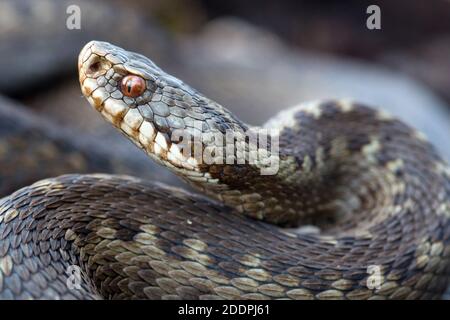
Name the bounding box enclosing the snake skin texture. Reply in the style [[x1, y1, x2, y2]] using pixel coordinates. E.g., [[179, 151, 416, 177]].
[[0, 41, 450, 299]]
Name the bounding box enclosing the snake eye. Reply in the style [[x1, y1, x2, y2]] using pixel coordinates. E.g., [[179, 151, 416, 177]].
[[120, 75, 146, 98]]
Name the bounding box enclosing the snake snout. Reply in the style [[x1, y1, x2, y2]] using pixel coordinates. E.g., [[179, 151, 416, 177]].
[[79, 45, 112, 78]]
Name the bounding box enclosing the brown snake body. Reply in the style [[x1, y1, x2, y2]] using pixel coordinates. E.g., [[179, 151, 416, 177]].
[[0, 41, 450, 299]]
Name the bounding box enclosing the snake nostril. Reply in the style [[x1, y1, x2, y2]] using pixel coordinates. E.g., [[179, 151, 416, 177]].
[[89, 61, 101, 73], [84, 56, 110, 77]]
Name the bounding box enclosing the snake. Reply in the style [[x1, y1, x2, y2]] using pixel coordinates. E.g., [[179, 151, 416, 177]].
[[0, 41, 450, 300]]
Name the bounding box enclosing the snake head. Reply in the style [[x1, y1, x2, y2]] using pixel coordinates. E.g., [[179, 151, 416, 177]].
[[78, 41, 251, 175]]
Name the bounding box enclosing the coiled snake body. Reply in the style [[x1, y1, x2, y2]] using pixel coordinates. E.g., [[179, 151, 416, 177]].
[[0, 41, 450, 299]]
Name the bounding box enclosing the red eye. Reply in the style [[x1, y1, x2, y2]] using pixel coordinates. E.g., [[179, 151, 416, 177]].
[[120, 75, 146, 98]]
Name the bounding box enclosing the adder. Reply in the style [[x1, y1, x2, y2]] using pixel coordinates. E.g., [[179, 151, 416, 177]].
[[0, 41, 449, 299]]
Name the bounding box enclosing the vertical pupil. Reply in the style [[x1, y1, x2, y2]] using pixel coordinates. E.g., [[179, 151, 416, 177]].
[[121, 75, 145, 97]]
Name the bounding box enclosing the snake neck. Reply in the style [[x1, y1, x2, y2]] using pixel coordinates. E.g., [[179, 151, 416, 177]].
[[184, 134, 337, 226]]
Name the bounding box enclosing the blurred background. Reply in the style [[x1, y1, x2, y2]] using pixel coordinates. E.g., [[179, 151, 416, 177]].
[[0, 0, 450, 190]]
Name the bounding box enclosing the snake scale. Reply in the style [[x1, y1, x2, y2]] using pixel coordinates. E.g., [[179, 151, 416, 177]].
[[0, 41, 450, 300]]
